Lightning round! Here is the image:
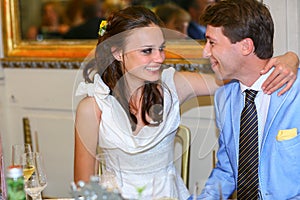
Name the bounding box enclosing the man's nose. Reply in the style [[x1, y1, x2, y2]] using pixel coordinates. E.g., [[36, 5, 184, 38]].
[[203, 42, 212, 58]]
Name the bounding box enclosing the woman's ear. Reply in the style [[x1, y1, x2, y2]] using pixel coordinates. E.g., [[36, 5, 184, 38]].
[[111, 47, 123, 61], [241, 38, 254, 56]]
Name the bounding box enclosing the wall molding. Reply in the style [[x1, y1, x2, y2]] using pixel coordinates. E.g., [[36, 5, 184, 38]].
[[1, 60, 213, 73], [1, 60, 82, 69]]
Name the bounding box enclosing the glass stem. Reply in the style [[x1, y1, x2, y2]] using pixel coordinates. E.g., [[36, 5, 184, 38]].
[[29, 193, 42, 200]]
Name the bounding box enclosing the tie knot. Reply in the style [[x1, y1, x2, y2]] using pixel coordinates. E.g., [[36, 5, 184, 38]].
[[245, 89, 258, 103]]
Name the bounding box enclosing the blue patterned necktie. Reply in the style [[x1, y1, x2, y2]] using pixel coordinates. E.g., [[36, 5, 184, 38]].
[[237, 89, 259, 200]]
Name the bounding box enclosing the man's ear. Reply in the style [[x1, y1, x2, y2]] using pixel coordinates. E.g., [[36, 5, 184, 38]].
[[111, 47, 122, 61], [241, 38, 254, 56]]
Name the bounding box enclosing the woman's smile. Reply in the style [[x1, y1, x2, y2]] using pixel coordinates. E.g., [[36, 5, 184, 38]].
[[145, 65, 161, 72]]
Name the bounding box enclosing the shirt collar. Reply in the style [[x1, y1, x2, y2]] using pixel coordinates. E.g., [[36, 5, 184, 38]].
[[240, 68, 274, 93]]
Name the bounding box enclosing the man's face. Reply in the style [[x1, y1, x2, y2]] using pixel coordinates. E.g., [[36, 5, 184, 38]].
[[203, 25, 242, 80]]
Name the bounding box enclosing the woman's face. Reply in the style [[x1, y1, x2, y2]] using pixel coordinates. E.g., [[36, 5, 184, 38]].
[[121, 24, 165, 83]]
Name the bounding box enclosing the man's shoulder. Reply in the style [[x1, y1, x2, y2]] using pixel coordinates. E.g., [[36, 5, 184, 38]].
[[215, 80, 239, 97]]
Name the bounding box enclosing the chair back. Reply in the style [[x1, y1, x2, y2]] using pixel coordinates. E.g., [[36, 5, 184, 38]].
[[175, 125, 191, 187], [23, 117, 33, 149]]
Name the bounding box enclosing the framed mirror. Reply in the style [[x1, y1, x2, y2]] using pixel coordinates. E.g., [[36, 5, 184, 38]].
[[2, 0, 209, 69], [2, 0, 95, 62]]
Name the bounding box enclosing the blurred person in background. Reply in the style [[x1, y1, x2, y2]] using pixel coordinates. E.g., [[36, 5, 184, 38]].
[[63, 0, 104, 39], [26, 1, 69, 40], [65, 0, 86, 27], [154, 3, 191, 37], [131, 0, 171, 8], [98, 0, 126, 19], [63, 0, 125, 39], [179, 0, 215, 40]]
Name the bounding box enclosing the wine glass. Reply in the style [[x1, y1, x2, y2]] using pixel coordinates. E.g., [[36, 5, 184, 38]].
[[152, 173, 179, 200], [95, 153, 122, 192], [21, 152, 47, 200], [12, 144, 32, 167]]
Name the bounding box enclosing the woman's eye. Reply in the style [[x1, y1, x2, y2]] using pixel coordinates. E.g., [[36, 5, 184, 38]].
[[142, 48, 153, 54], [159, 46, 165, 52]]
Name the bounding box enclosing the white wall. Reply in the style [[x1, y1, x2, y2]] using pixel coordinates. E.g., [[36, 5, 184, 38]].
[[264, 0, 300, 56], [1, 68, 82, 198]]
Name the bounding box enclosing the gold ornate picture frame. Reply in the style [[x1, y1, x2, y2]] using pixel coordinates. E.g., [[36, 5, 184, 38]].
[[1, 0, 209, 69]]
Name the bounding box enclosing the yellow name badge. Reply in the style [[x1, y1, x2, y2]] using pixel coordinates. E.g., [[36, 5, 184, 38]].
[[276, 128, 297, 141]]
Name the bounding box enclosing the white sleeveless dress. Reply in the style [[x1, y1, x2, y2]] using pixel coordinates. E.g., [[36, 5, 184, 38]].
[[76, 67, 190, 200]]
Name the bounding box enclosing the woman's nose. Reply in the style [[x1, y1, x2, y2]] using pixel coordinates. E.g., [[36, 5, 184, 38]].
[[154, 50, 165, 63]]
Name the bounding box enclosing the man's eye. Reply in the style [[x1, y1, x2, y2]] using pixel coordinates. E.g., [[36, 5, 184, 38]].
[[209, 41, 215, 46]]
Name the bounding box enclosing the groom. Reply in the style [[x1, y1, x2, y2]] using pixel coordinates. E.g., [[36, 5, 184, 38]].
[[194, 0, 300, 199]]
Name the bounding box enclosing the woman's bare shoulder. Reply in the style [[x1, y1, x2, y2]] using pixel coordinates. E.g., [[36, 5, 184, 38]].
[[76, 96, 101, 117]]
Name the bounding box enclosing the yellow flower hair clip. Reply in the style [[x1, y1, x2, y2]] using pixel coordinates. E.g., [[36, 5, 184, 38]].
[[98, 20, 107, 36]]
